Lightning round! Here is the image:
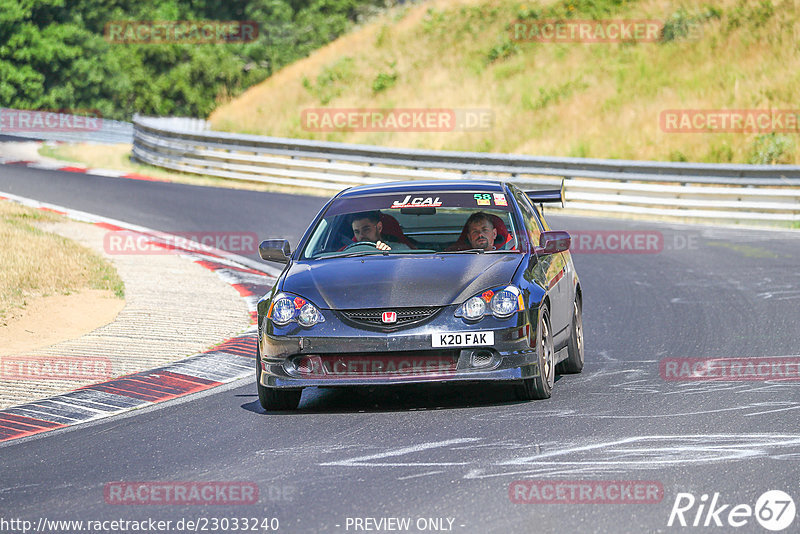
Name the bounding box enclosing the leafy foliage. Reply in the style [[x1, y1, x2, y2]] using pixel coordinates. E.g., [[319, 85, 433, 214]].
[[486, 38, 519, 64], [660, 6, 721, 43], [372, 62, 397, 93], [0, 0, 390, 119], [748, 133, 795, 164], [302, 56, 355, 104]]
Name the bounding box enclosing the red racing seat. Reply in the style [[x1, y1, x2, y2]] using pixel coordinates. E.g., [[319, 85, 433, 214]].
[[375, 213, 416, 248]]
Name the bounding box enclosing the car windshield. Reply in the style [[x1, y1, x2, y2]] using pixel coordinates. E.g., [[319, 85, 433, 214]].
[[300, 191, 525, 259]]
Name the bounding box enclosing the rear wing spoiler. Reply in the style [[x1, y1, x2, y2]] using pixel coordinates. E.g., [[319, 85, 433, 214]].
[[525, 179, 564, 208]]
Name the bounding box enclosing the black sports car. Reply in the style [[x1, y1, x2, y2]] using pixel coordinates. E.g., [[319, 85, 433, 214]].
[[256, 180, 583, 410]]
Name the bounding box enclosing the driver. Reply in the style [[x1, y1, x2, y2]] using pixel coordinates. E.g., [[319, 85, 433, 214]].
[[350, 211, 409, 251], [465, 211, 498, 251]]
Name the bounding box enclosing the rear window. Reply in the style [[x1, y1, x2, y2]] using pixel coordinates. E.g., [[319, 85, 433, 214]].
[[300, 191, 525, 259]]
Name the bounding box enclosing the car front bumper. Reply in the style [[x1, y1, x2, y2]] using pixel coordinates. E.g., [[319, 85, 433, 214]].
[[258, 309, 540, 388]]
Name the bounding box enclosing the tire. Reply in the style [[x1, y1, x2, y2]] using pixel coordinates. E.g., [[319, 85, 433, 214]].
[[514, 303, 555, 400], [557, 297, 584, 374], [256, 346, 301, 411]]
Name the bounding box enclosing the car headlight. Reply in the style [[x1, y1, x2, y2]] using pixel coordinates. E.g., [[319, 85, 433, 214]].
[[459, 296, 486, 320], [270, 296, 297, 326], [268, 293, 325, 327], [297, 302, 323, 327], [491, 287, 520, 318], [456, 286, 523, 321]]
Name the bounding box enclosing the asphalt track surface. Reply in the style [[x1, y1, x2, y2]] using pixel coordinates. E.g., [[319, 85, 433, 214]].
[[2, 165, 799, 533]]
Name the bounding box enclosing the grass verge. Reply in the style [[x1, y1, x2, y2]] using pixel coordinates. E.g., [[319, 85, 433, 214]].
[[0, 200, 124, 322]]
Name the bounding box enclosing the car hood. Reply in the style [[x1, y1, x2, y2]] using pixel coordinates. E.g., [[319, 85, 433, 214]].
[[283, 254, 523, 309]]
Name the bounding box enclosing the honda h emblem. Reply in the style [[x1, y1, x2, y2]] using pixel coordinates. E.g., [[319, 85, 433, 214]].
[[382, 311, 397, 324]]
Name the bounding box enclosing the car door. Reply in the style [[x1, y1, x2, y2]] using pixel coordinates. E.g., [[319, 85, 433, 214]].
[[532, 202, 573, 337], [509, 185, 570, 339]]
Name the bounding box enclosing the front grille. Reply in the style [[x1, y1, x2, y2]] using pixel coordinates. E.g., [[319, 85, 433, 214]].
[[338, 307, 441, 331]]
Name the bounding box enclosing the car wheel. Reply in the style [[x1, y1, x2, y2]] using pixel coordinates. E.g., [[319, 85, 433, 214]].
[[256, 346, 302, 410], [514, 303, 555, 400], [557, 297, 584, 374]]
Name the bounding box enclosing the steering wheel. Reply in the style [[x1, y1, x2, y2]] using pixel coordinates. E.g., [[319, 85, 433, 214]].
[[343, 241, 378, 250]]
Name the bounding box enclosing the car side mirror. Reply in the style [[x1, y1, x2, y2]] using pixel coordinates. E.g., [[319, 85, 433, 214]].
[[535, 231, 570, 255], [259, 239, 291, 263]]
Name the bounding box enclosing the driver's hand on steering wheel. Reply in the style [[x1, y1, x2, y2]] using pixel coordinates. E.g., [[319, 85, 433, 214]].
[[376, 240, 391, 251]]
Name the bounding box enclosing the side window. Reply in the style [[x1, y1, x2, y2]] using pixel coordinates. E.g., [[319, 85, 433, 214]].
[[510, 186, 542, 248], [532, 203, 551, 231], [303, 218, 330, 258]]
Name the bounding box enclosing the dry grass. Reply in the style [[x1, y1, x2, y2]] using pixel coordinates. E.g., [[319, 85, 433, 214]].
[[39, 143, 333, 197], [0, 200, 124, 322], [209, 0, 799, 163]]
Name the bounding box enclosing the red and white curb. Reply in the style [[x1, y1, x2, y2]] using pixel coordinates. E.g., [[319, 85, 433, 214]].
[[0, 154, 170, 183], [0, 191, 280, 443]]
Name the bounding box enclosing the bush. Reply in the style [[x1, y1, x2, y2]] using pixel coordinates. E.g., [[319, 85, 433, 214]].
[[304, 57, 356, 104], [0, 0, 390, 119], [748, 133, 795, 164], [661, 6, 722, 42], [372, 63, 398, 93], [486, 38, 519, 64], [669, 150, 689, 162]]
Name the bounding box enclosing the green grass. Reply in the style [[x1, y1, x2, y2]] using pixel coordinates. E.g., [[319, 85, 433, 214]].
[[209, 0, 799, 163]]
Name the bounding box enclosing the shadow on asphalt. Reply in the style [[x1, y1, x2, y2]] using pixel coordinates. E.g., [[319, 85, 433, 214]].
[[239, 377, 563, 415]]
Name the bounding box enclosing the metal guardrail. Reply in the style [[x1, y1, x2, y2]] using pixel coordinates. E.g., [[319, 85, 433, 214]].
[[130, 115, 800, 223]]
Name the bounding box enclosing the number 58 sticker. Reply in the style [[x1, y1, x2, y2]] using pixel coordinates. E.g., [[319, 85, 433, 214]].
[[474, 193, 491, 206]]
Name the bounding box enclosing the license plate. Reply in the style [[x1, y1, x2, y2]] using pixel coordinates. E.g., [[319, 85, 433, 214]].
[[432, 331, 494, 348]]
